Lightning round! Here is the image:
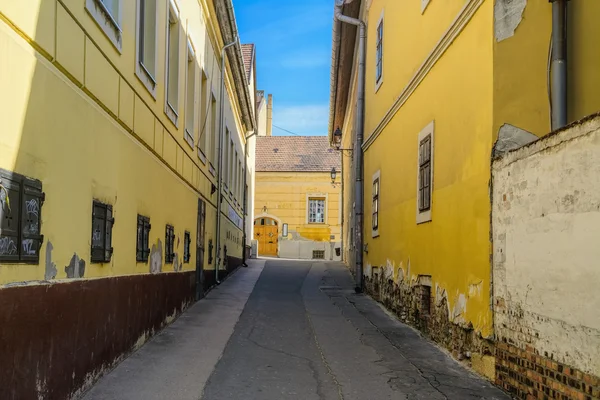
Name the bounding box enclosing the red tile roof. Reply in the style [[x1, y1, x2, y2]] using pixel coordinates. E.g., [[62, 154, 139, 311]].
[[241, 43, 254, 82], [256, 136, 341, 172]]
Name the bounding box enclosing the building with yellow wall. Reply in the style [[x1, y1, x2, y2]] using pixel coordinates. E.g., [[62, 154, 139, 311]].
[[0, 0, 254, 398], [329, 0, 600, 384], [254, 136, 342, 260]]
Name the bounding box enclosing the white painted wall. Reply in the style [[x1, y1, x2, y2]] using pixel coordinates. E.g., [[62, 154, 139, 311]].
[[492, 115, 600, 376]]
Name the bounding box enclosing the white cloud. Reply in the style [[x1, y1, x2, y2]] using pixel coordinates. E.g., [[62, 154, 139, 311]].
[[273, 104, 329, 136]]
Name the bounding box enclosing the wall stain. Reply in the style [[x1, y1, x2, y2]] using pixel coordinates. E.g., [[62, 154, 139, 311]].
[[65, 253, 85, 279], [150, 239, 163, 274], [44, 241, 57, 280]]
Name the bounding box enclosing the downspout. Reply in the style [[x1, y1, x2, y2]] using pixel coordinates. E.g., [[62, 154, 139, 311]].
[[242, 131, 257, 267], [215, 39, 237, 284], [340, 151, 344, 262], [334, 0, 366, 293], [550, 0, 568, 130]]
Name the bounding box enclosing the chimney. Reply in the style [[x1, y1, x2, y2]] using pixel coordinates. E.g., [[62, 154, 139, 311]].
[[266, 94, 273, 137]]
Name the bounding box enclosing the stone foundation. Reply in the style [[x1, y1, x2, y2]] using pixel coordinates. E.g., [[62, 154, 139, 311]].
[[364, 270, 495, 380]]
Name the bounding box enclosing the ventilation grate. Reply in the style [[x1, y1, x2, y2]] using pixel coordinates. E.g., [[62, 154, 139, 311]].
[[312, 250, 325, 260]]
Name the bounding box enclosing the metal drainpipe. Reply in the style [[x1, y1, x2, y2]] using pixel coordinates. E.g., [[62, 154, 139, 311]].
[[334, 1, 366, 293], [551, 0, 568, 130], [215, 39, 237, 284], [241, 131, 257, 267]]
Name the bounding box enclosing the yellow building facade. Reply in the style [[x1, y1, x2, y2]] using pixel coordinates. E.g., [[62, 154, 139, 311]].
[[0, 0, 254, 398], [254, 136, 342, 260], [330, 0, 600, 382]]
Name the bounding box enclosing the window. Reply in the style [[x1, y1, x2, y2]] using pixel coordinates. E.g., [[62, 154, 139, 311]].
[[208, 239, 213, 264], [165, 224, 175, 263], [198, 71, 208, 162], [229, 140, 234, 192], [136, 0, 157, 94], [308, 198, 325, 224], [184, 40, 196, 147], [417, 121, 434, 224], [136, 215, 151, 262], [165, 1, 180, 125], [0, 169, 44, 263], [210, 94, 217, 169], [223, 129, 229, 188], [375, 14, 384, 88], [234, 150, 238, 197], [86, 0, 122, 51], [183, 231, 191, 263], [91, 201, 114, 263], [372, 170, 380, 237]]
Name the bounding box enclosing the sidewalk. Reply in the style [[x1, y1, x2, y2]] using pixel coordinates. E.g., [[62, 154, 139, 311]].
[[82, 260, 265, 400]]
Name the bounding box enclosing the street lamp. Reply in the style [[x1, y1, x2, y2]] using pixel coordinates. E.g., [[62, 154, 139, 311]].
[[332, 127, 353, 154], [331, 167, 337, 182]]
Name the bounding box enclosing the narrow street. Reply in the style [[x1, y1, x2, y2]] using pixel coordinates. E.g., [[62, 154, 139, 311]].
[[84, 260, 509, 400]]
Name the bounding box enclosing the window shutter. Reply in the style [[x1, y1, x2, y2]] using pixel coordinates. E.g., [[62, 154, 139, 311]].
[[105, 205, 114, 262], [0, 175, 21, 262], [20, 179, 44, 263]]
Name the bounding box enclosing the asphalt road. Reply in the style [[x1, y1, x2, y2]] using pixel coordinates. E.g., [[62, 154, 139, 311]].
[[202, 260, 509, 400], [85, 259, 510, 400]]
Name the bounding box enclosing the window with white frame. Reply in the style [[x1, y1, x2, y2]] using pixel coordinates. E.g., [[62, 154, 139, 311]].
[[165, 1, 180, 125], [198, 71, 208, 161], [224, 129, 229, 187], [229, 140, 234, 192], [184, 40, 196, 147], [86, 0, 122, 50], [372, 170, 380, 237], [308, 198, 326, 224], [375, 14, 384, 87], [136, 0, 157, 94], [234, 150, 238, 198], [417, 121, 434, 224], [210, 94, 217, 168]]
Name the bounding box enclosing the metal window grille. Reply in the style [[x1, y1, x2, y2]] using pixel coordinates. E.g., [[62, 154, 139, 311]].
[[308, 198, 325, 224], [0, 168, 44, 263], [372, 178, 379, 230], [136, 215, 151, 262], [91, 201, 114, 263], [418, 135, 432, 212], [312, 250, 325, 260], [376, 20, 383, 83], [165, 224, 175, 263], [184, 231, 191, 263]]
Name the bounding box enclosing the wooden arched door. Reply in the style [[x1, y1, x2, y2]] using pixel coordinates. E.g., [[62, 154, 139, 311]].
[[254, 217, 278, 257]]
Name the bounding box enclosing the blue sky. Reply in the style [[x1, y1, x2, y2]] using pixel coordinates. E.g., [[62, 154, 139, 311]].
[[234, 0, 332, 136]]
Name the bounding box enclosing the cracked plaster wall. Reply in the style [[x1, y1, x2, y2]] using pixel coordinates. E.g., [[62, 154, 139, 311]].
[[492, 115, 600, 376]]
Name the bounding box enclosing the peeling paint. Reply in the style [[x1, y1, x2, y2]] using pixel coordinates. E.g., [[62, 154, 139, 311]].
[[468, 281, 483, 298], [44, 241, 57, 280], [150, 239, 163, 274], [494, 0, 527, 42], [452, 293, 467, 323], [65, 253, 85, 279], [493, 123, 538, 157], [172, 253, 180, 272]]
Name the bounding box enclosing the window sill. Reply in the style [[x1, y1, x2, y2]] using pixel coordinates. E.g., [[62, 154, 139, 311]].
[[165, 102, 179, 127], [372, 231, 380, 238], [375, 77, 383, 93], [184, 130, 194, 149], [135, 63, 157, 99], [198, 148, 207, 164], [86, 0, 122, 52], [416, 210, 432, 225], [209, 163, 216, 176]]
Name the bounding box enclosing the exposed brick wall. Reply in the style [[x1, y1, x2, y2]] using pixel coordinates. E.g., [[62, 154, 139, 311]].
[[496, 341, 600, 400]]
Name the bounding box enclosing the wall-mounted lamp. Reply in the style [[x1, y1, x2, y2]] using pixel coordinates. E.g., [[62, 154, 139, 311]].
[[331, 167, 341, 187], [262, 205, 268, 213], [333, 127, 353, 154]]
